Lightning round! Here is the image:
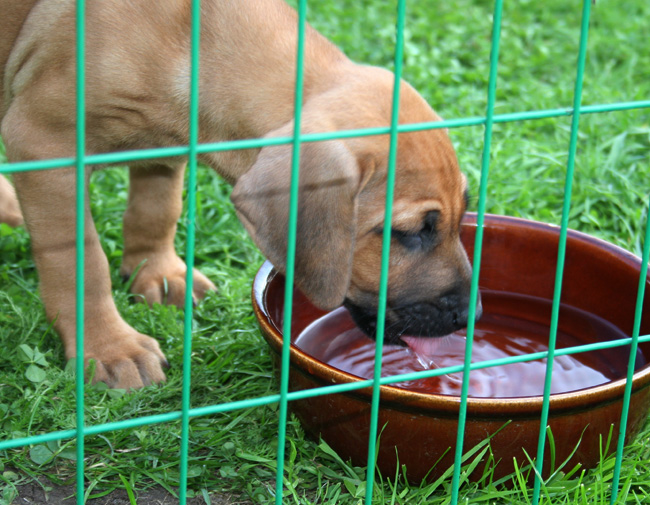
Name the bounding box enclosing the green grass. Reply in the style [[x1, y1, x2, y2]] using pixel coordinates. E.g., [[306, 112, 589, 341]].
[[1, 0, 649, 503]]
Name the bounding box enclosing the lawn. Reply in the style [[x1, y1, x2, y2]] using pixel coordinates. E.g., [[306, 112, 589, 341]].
[[1, 0, 649, 503]]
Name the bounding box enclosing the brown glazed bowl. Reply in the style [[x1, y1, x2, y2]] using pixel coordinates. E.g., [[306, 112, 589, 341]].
[[252, 213, 650, 482]]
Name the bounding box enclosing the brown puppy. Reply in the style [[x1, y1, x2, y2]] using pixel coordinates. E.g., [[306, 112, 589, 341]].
[[0, 0, 480, 389]]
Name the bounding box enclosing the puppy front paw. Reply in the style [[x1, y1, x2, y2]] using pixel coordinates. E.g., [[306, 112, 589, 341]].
[[83, 329, 169, 390], [121, 252, 216, 308]]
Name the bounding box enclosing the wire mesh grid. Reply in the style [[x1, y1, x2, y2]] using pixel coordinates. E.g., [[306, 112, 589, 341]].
[[0, 0, 649, 504]]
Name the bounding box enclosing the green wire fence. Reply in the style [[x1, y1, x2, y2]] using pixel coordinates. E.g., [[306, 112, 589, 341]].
[[74, 0, 87, 500], [1, 0, 650, 504]]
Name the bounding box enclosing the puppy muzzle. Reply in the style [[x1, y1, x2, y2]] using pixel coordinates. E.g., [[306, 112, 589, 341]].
[[343, 291, 483, 344]]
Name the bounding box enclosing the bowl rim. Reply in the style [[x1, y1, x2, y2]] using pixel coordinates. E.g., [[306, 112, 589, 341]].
[[252, 213, 650, 417]]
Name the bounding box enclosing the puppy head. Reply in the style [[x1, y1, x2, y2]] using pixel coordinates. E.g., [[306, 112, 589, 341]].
[[343, 128, 479, 344], [232, 68, 479, 343]]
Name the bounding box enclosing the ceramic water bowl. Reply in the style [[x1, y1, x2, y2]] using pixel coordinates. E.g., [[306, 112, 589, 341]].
[[252, 214, 650, 481]]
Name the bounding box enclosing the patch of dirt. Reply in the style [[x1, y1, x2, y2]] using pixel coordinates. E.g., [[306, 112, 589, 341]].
[[10, 481, 250, 505]]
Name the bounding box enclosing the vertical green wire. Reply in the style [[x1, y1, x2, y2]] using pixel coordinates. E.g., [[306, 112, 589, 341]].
[[363, 2, 406, 503], [611, 199, 650, 504], [75, 0, 86, 502], [449, 1, 503, 502], [275, 0, 307, 502], [179, 0, 201, 503], [531, 1, 591, 502]]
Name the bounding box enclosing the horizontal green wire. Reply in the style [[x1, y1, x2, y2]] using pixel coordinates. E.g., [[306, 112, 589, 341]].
[[2, 99, 650, 174], [3, 331, 649, 453]]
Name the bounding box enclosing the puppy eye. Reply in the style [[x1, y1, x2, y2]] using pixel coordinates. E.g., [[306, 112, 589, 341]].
[[391, 228, 424, 250], [390, 210, 440, 251], [421, 210, 440, 236]]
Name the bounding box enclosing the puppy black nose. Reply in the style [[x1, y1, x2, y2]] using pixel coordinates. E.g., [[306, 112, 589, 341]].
[[453, 293, 482, 329], [453, 308, 470, 329]]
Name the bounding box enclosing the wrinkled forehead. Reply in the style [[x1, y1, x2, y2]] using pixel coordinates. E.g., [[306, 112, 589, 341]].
[[394, 128, 466, 207], [359, 128, 467, 233]]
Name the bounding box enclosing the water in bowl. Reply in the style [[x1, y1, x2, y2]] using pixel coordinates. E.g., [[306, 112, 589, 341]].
[[294, 290, 637, 398]]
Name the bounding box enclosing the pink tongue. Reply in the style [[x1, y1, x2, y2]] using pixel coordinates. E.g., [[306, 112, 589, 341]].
[[401, 336, 445, 358]]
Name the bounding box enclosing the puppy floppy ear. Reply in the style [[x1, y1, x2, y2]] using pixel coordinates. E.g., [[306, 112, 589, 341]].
[[231, 134, 360, 310]]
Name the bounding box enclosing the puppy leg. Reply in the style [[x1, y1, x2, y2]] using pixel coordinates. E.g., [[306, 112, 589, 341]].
[[0, 174, 24, 227], [121, 164, 216, 308], [4, 108, 168, 389]]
